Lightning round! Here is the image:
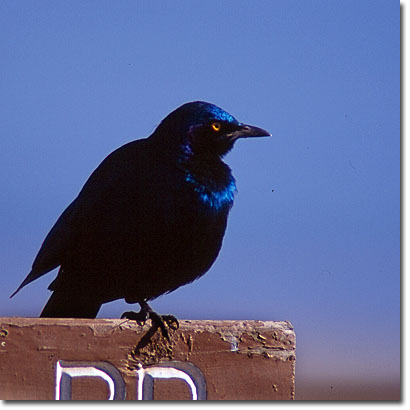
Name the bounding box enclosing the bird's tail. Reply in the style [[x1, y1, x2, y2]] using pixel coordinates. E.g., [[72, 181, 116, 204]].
[[40, 291, 102, 318]]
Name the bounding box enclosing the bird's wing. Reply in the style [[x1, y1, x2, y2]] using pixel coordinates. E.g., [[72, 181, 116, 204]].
[[11, 139, 149, 298]]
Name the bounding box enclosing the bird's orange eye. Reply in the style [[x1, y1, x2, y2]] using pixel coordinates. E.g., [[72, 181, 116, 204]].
[[211, 122, 221, 132]]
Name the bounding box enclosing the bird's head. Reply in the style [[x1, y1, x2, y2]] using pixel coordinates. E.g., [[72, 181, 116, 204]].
[[153, 101, 271, 157]]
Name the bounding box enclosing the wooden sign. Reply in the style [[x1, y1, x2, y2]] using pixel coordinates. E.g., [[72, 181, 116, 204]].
[[0, 318, 295, 400]]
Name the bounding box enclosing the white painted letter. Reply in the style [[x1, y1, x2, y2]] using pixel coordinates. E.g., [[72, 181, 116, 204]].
[[136, 361, 207, 400], [55, 361, 126, 400]]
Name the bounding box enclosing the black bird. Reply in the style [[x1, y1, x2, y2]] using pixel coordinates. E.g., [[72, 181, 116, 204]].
[[11, 101, 270, 336]]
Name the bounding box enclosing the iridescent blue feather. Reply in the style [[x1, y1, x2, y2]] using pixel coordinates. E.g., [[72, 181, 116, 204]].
[[185, 173, 237, 211]]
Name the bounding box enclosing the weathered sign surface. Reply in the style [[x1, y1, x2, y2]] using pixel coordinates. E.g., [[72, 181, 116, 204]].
[[0, 318, 295, 400]]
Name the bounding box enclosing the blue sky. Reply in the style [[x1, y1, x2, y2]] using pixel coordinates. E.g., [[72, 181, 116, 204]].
[[0, 0, 399, 399]]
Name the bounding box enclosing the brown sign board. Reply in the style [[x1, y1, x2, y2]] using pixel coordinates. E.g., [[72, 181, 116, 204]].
[[0, 317, 295, 400]]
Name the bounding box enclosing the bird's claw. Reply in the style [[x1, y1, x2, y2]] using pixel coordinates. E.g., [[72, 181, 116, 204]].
[[161, 314, 179, 330]]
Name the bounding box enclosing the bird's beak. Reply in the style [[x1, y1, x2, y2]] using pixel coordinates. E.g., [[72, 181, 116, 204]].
[[227, 124, 271, 141]]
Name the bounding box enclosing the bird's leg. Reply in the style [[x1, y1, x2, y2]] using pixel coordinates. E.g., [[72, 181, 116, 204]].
[[121, 301, 179, 340]]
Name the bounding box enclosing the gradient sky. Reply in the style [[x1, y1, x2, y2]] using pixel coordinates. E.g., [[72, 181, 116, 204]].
[[0, 0, 399, 400]]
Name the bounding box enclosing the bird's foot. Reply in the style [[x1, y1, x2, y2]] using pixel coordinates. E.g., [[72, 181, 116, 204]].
[[121, 309, 149, 326], [147, 311, 179, 341], [121, 304, 179, 341]]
